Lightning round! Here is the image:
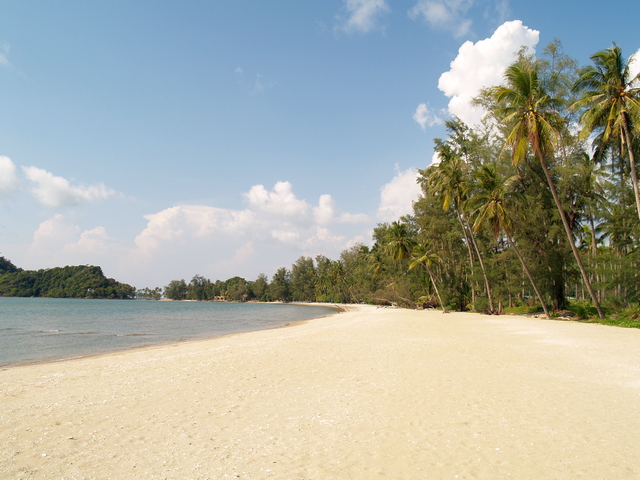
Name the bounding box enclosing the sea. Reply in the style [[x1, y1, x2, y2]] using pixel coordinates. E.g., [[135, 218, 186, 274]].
[[0, 298, 336, 367]]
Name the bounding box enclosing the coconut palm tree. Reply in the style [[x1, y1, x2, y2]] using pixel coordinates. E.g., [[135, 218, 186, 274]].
[[492, 59, 605, 318], [468, 164, 550, 319], [428, 144, 495, 313], [409, 243, 447, 313], [572, 44, 640, 220], [385, 221, 415, 262]]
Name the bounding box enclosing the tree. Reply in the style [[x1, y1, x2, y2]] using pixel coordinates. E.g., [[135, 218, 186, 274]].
[[492, 59, 605, 318], [385, 221, 415, 262], [572, 44, 640, 220], [250, 273, 269, 301], [468, 164, 551, 319], [427, 142, 495, 313], [187, 274, 209, 301], [164, 279, 188, 300], [409, 243, 447, 312], [269, 267, 291, 302], [290, 256, 316, 301]]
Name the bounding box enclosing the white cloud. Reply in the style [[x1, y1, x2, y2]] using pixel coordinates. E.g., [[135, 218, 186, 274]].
[[314, 194, 335, 226], [335, 0, 390, 34], [409, 0, 474, 37], [24, 215, 125, 273], [413, 103, 444, 130], [377, 167, 422, 222], [14, 175, 412, 287], [134, 205, 255, 253], [244, 181, 311, 219], [339, 212, 370, 224], [629, 48, 640, 87], [0, 42, 10, 67], [22, 166, 121, 207], [0, 156, 19, 197], [437, 20, 539, 126], [408, 0, 510, 37], [30, 214, 80, 253]]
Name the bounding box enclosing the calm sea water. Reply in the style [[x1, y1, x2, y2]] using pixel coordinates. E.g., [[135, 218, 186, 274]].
[[0, 298, 335, 367]]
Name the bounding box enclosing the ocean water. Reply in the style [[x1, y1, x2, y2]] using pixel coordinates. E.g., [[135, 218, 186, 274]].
[[0, 298, 336, 367]]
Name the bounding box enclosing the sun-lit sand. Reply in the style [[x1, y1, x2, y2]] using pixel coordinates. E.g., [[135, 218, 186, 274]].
[[2, 305, 640, 479]]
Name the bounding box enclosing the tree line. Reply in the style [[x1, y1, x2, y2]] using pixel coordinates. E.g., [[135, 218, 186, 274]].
[[0, 257, 136, 299], [155, 41, 640, 325]]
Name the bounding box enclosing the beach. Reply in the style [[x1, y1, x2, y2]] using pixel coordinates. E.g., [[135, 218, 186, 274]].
[[1, 306, 639, 479]]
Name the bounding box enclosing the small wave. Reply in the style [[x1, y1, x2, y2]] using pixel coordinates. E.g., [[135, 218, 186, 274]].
[[115, 333, 148, 337], [40, 330, 60, 333]]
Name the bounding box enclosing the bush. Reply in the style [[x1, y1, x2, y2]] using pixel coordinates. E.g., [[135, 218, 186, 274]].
[[568, 300, 599, 319]]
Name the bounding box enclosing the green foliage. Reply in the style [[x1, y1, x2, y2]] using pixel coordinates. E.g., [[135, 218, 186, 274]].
[[0, 261, 134, 298], [137, 287, 162, 300], [164, 279, 188, 300], [567, 300, 600, 319], [0, 256, 20, 275]]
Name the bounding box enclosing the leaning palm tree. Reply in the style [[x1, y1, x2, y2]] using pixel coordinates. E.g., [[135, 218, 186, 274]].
[[428, 144, 495, 313], [468, 164, 550, 319], [409, 243, 447, 313], [571, 44, 640, 220], [492, 59, 605, 318]]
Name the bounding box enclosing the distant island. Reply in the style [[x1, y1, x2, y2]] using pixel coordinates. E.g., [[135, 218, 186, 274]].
[[0, 256, 135, 299]]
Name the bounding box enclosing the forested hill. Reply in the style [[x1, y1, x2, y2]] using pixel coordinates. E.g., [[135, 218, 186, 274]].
[[0, 257, 135, 299]]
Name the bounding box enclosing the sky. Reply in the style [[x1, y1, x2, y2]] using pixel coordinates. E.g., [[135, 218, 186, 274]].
[[1, 0, 638, 289]]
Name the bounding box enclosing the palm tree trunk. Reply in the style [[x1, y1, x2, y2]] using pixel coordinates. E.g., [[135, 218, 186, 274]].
[[621, 118, 640, 221], [425, 265, 447, 313], [461, 214, 495, 313], [455, 212, 476, 305], [506, 231, 550, 319], [538, 151, 605, 318]]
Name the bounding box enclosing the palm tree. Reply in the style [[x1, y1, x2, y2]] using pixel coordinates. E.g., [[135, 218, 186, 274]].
[[572, 45, 640, 220], [492, 59, 605, 318], [468, 164, 550, 319], [385, 221, 415, 262], [428, 144, 495, 313], [409, 243, 447, 313]]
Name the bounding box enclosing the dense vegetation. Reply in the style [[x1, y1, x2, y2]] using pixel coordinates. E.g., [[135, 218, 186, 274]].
[[156, 41, 640, 326], [0, 258, 135, 299]]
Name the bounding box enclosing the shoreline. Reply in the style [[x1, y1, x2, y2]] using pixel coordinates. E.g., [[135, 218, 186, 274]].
[[0, 301, 342, 371], [2, 306, 639, 478]]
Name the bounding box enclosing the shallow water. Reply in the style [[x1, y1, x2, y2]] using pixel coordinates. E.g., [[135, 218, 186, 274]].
[[0, 298, 335, 367]]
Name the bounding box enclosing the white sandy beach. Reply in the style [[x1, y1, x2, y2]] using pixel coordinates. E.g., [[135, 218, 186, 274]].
[[1, 306, 640, 479]]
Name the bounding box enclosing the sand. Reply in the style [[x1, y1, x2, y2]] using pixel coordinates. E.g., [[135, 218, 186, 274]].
[[1, 306, 640, 479]]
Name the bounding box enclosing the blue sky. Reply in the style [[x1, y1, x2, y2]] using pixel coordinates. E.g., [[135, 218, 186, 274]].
[[1, 0, 638, 289]]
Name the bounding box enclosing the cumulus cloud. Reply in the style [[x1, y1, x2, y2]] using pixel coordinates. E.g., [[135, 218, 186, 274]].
[[123, 180, 382, 285], [335, 0, 390, 34], [22, 166, 121, 207], [377, 167, 422, 222], [244, 181, 311, 219], [314, 194, 335, 226], [23, 215, 125, 273], [437, 20, 539, 126], [413, 103, 445, 130], [629, 48, 640, 86], [0, 156, 19, 197], [16, 174, 412, 288]]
